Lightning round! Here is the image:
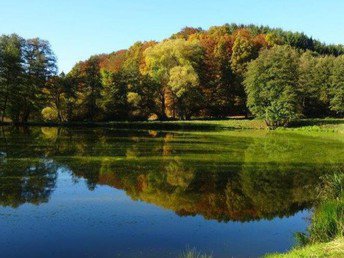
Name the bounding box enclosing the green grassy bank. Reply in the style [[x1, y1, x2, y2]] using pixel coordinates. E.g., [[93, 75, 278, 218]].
[[1, 118, 343, 132], [266, 238, 344, 258], [266, 172, 344, 258]]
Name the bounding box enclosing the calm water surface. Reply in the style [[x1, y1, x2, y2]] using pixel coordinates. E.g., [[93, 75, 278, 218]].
[[0, 127, 343, 257]]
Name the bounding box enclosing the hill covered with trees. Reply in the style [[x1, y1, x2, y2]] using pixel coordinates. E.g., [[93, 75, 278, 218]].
[[1, 24, 343, 127]]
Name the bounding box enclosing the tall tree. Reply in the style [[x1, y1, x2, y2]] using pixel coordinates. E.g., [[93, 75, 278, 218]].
[[68, 56, 102, 121], [190, 32, 235, 117], [123, 41, 159, 119], [21, 38, 57, 122], [43, 72, 70, 122], [142, 38, 203, 119], [330, 56, 344, 115], [244, 45, 300, 128], [231, 29, 268, 116], [168, 64, 201, 119], [0, 34, 25, 122], [298, 52, 334, 117], [98, 70, 128, 120]]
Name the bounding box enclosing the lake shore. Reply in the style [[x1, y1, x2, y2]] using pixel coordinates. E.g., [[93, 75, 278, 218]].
[[1, 118, 343, 132], [266, 238, 344, 257]]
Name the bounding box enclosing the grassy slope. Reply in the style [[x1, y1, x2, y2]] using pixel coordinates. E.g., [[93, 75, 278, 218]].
[[266, 238, 344, 258]]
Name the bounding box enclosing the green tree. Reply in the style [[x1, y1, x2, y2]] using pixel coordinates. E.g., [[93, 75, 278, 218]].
[[43, 72, 71, 122], [231, 29, 267, 116], [142, 38, 203, 119], [330, 55, 344, 115], [0, 34, 25, 122], [68, 56, 102, 121], [244, 45, 300, 128], [298, 52, 334, 117], [21, 38, 57, 123], [168, 64, 202, 119], [98, 70, 128, 120]]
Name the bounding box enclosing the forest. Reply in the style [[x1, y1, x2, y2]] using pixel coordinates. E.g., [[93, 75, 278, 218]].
[[0, 23, 344, 128]]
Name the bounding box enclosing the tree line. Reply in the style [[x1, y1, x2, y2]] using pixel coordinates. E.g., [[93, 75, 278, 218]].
[[0, 24, 343, 127], [0, 34, 57, 123]]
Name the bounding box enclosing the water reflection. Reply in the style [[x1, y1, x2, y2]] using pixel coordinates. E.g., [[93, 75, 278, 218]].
[[1, 126, 342, 222]]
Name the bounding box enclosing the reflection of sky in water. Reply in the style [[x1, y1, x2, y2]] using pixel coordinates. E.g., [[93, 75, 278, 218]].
[[0, 167, 310, 258]]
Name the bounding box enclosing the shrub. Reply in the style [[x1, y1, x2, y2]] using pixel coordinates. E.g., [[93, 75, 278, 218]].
[[41, 107, 58, 122]]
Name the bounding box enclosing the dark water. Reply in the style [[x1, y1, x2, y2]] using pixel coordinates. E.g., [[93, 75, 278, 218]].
[[0, 127, 343, 257]]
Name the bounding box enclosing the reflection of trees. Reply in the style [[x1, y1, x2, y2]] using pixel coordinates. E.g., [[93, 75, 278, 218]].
[[67, 132, 341, 222], [68, 156, 322, 222], [1, 127, 343, 222], [0, 127, 58, 207], [233, 134, 343, 221], [0, 159, 58, 207], [166, 158, 194, 189]]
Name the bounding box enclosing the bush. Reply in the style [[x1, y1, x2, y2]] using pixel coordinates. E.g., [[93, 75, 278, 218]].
[[41, 107, 58, 122]]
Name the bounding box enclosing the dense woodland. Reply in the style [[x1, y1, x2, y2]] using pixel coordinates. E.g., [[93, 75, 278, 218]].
[[0, 24, 344, 127]]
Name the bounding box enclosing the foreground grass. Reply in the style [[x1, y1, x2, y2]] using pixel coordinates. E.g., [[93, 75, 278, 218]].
[[267, 172, 344, 258], [179, 249, 213, 258], [266, 238, 344, 258]]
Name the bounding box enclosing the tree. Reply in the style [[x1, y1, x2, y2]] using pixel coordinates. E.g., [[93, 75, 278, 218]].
[[122, 41, 159, 119], [314, 56, 334, 111], [298, 52, 334, 117], [231, 29, 268, 116], [142, 38, 203, 119], [43, 72, 71, 122], [21, 38, 57, 123], [68, 56, 102, 121], [244, 45, 300, 128], [168, 64, 202, 119], [98, 70, 128, 120], [330, 56, 344, 115], [170, 27, 203, 40], [0, 34, 25, 122], [190, 32, 235, 117], [231, 29, 258, 76]]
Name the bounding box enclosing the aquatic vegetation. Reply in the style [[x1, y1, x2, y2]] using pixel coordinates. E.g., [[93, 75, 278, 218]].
[[267, 171, 344, 256], [179, 248, 213, 258]]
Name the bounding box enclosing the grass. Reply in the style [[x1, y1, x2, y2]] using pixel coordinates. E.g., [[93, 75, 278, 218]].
[[266, 238, 344, 258], [308, 173, 344, 243], [308, 200, 344, 243], [179, 248, 213, 258], [267, 172, 344, 257], [1, 118, 343, 132], [0, 118, 267, 130]]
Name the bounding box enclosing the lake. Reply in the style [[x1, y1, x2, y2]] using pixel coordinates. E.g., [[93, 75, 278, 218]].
[[0, 127, 343, 257]]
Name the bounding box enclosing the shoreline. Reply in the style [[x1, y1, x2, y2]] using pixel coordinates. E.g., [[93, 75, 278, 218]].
[[1, 118, 343, 132]]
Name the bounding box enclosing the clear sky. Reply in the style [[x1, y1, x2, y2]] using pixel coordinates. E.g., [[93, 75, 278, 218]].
[[1, 0, 343, 73]]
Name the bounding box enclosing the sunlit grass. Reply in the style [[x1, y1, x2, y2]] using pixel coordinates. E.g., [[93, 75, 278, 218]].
[[266, 238, 344, 257], [179, 248, 213, 258]]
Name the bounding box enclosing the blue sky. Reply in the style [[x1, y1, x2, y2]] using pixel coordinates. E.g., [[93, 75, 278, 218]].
[[1, 0, 343, 72]]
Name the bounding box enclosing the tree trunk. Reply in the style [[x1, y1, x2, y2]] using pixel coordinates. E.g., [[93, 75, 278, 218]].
[[160, 89, 167, 120], [21, 108, 30, 124], [1, 96, 7, 123]]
